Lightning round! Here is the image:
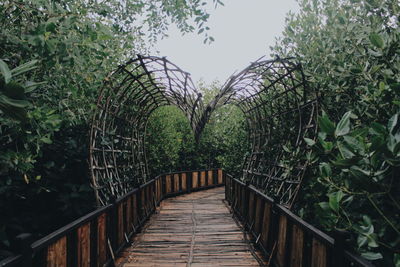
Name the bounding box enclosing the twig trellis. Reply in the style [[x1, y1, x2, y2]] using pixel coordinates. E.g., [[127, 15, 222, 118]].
[[89, 55, 318, 207]]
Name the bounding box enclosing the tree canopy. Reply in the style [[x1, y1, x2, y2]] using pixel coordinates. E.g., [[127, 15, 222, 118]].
[[0, 0, 399, 265]]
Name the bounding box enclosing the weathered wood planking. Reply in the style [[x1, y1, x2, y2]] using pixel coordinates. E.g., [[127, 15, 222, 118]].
[[156, 178, 162, 203], [126, 197, 132, 235], [174, 174, 180, 193], [290, 224, 304, 267], [192, 172, 198, 189], [248, 191, 255, 225], [254, 196, 263, 235], [218, 169, 223, 184], [311, 238, 327, 267], [46, 236, 67, 267], [208, 170, 213, 185], [260, 202, 272, 249], [118, 202, 124, 245], [200, 171, 206, 187], [97, 213, 107, 267], [181, 173, 187, 191], [240, 185, 246, 215], [132, 194, 138, 228], [77, 223, 91, 267], [115, 187, 266, 267], [276, 215, 288, 267], [166, 175, 172, 193]]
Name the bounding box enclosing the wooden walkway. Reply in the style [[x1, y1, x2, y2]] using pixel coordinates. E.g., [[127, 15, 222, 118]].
[[116, 187, 266, 267]]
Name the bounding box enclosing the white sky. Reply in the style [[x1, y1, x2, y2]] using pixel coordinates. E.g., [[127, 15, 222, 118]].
[[153, 0, 300, 84]]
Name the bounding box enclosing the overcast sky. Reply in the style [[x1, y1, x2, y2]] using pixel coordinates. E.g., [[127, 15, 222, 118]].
[[152, 0, 300, 84]]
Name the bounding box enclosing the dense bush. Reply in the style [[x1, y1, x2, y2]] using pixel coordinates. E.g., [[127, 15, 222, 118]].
[[1, 0, 399, 265], [0, 0, 221, 257], [271, 0, 400, 264], [146, 82, 248, 177]]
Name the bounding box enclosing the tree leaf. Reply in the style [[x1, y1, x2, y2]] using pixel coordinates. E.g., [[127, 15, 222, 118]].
[[0, 59, 11, 84], [387, 113, 398, 134], [10, 60, 38, 77], [350, 166, 370, 178], [319, 162, 331, 178], [329, 192, 339, 212], [338, 141, 356, 159], [304, 137, 316, 146], [369, 122, 386, 136], [335, 111, 352, 137], [0, 93, 29, 108], [319, 202, 330, 211], [318, 112, 335, 135], [369, 33, 384, 49], [361, 252, 382, 260]]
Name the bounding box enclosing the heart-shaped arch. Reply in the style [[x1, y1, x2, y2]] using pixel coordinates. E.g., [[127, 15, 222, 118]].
[[89, 55, 318, 208]]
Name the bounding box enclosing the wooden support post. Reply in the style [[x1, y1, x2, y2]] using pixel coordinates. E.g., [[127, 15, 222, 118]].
[[244, 183, 250, 225], [268, 202, 280, 251], [15, 233, 32, 267], [109, 195, 118, 252], [90, 219, 98, 267], [332, 229, 349, 267]]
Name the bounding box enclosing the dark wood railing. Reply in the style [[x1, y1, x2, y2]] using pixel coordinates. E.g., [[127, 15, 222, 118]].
[[225, 174, 374, 267], [0, 168, 224, 267]]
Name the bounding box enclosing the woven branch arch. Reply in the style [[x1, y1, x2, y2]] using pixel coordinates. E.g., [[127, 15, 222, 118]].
[[89, 55, 317, 207]]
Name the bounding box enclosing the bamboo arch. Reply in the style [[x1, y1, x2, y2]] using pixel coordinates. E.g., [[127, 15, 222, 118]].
[[89, 55, 318, 207]]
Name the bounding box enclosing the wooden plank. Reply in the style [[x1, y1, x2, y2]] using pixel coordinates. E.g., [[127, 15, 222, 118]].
[[46, 236, 67, 267], [146, 186, 151, 212], [126, 197, 132, 235], [77, 223, 90, 267], [141, 189, 145, 218], [290, 224, 304, 267], [248, 191, 255, 224], [97, 213, 107, 267], [118, 203, 124, 245], [311, 238, 327, 267], [166, 175, 172, 194], [218, 169, 223, 184], [240, 185, 246, 216], [132, 194, 138, 227], [261, 202, 272, 249], [208, 170, 213, 186], [276, 215, 288, 267], [192, 172, 198, 189], [181, 173, 187, 191], [254, 196, 263, 234], [174, 174, 180, 193], [115, 187, 267, 267], [200, 171, 206, 187], [158, 178, 162, 201]]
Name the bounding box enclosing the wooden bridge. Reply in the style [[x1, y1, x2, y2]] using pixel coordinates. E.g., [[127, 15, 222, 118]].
[[115, 187, 265, 266], [1, 169, 373, 267]]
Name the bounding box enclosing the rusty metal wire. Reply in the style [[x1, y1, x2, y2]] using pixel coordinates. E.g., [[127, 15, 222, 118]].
[[89, 55, 317, 207]]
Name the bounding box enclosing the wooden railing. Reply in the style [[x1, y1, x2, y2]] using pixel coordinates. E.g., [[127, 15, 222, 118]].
[[225, 174, 374, 267], [0, 168, 224, 267]]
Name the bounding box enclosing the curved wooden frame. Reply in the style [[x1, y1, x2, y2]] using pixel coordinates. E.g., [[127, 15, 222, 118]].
[[89, 55, 317, 207]]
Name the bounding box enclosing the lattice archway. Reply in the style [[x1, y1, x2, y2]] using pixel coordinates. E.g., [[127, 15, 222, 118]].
[[89, 55, 317, 207], [215, 57, 318, 207]]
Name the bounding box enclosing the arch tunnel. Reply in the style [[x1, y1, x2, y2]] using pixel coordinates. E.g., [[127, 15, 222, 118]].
[[89, 55, 318, 208]]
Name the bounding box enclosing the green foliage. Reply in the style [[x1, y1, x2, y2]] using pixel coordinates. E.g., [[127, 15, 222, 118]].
[[272, 0, 400, 264], [0, 0, 221, 258], [0, 60, 40, 121], [146, 82, 248, 177]]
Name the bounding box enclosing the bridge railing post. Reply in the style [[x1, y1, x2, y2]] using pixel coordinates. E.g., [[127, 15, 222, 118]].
[[109, 195, 118, 257], [332, 229, 350, 266]]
